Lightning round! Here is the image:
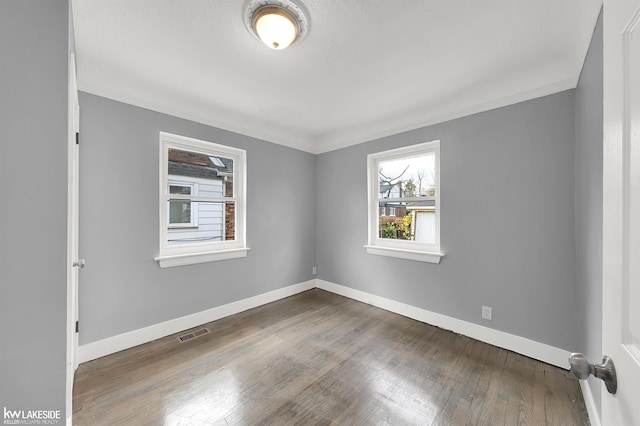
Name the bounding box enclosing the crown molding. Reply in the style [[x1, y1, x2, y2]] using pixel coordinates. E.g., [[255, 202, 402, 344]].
[[77, 79, 318, 154], [79, 76, 577, 156], [312, 77, 578, 154]]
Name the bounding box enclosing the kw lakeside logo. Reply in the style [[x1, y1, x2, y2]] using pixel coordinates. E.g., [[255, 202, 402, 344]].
[[3, 407, 60, 425]]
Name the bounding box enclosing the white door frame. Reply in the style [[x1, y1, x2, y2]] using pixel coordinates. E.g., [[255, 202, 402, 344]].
[[65, 51, 80, 424]]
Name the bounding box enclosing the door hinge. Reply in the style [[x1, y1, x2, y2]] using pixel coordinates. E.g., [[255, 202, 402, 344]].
[[75, 132, 79, 145], [75, 321, 79, 333]]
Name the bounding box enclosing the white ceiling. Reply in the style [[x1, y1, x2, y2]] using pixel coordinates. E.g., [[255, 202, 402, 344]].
[[72, 0, 602, 154]]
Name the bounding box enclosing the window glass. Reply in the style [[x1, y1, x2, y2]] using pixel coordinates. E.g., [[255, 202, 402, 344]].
[[366, 140, 442, 263], [157, 133, 247, 267], [165, 148, 235, 245], [169, 184, 193, 225], [379, 153, 435, 198], [377, 153, 436, 241]]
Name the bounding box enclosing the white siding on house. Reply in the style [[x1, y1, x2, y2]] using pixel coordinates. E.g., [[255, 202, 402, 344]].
[[380, 184, 401, 198], [167, 175, 225, 245]]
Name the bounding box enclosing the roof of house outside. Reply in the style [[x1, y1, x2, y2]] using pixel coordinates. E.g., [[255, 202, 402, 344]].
[[168, 149, 233, 180], [379, 183, 401, 194]]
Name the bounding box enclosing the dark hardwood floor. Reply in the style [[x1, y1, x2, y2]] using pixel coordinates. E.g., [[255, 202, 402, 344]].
[[73, 289, 589, 425]]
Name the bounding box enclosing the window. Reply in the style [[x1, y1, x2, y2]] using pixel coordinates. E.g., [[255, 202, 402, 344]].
[[155, 132, 248, 268], [365, 140, 444, 263], [168, 182, 198, 227]]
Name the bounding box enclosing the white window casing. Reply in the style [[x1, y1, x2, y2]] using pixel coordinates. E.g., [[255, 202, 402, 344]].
[[155, 132, 248, 268], [364, 140, 444, 263]]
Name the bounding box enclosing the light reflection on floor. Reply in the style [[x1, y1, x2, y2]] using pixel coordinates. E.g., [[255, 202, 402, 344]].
[[163, 367, 239, 425], [370, 366, 438, 423]]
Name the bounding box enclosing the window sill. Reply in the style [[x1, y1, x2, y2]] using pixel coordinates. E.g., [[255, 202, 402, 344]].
[[155, 248, 249, 268], [364, 245, 444, 263]]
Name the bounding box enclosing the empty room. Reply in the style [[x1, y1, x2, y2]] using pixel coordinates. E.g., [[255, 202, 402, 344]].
[[2, 0, 640, 425]]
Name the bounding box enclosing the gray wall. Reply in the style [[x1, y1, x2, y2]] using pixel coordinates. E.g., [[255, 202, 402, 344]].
[[316, 91, 580, 351], [575, 9, 603, 417], [0, 1, 603, 417], [78, 93, 317, 344], [0, 0, 69, 417]]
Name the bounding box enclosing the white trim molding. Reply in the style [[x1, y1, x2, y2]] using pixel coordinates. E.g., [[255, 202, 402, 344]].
[[78, 278, 572, 372], [155, 248, 249, 268], [157, 132, 248, 267], [77, 280, 315, 363], [364, 245, 444, 263], [579, 380, 602, 426], [313, 78, 578, 154], [80, 78, 577, 155], [315, 279, 571, 369], [366, 141, 442, 262]]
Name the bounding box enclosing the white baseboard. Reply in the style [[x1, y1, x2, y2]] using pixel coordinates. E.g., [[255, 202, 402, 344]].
[[580, 380, 602, 426], [78, 278, 571, 372], [315, 279, 570, 369], [77, 280, 316, 363]]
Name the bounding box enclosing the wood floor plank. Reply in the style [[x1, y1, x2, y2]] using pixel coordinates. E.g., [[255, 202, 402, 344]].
[[73, 289, 589, 425]]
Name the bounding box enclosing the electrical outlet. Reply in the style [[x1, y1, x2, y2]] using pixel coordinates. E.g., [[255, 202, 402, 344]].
[[482, 306, 492, 320], [312, 266, 317, 275]]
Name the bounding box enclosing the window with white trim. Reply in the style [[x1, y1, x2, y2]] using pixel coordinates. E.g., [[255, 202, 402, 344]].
[[155, 132, 248, 268], [365, 140, 444, 263], [168, 181, 198, 227]]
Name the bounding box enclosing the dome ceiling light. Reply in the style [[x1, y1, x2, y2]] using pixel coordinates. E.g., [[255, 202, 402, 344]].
[[244, 0, 309, 50]]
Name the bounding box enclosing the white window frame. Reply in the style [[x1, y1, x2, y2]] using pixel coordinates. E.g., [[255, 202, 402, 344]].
[[167, 181, 199, 228], [155, 132, 248, 268], [364, 140, 444, 263]]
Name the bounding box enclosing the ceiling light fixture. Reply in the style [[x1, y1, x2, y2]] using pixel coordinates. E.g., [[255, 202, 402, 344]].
[[245, 0, 309, 50]]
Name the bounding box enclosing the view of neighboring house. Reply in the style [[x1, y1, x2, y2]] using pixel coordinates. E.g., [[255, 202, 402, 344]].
[[378, 182, 406, 217], [167, 149, 235, 245], [378, 182, 436, 244]]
